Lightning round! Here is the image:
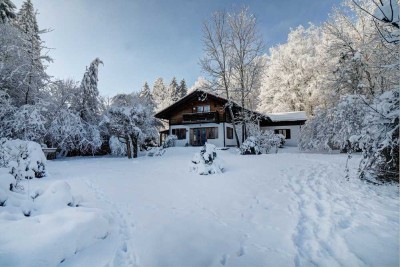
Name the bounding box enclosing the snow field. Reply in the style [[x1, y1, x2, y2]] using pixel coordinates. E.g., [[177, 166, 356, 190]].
[[0, 147, 398, 266]]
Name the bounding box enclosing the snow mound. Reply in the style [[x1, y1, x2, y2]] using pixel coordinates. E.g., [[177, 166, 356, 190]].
[[190, 143, 224, 175], [0, 178, 110, 267], [0, 139, 46, 188]]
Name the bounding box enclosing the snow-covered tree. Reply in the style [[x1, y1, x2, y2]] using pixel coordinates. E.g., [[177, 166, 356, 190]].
[[353, 0, 399, 44], [9, 104, 47, 143], [0, 0, 16, 24], [169, 77, 179, 102], [177, 79, 187, 98], [139, 81, 155, 111], [152, 77, 171, 111], [355, 89, 399, 183], [188, 77, 212, 93], [0, 91, 15, 138], [258, 25, 322, 115], [15, 0, 51, 105], [103, 93, 158, 158], [79, 58, 103, 124], [0, 22, 31, 106], [139, 81, 151, 100], [299, 95, 367, 151], [47, 109, 101, 157]]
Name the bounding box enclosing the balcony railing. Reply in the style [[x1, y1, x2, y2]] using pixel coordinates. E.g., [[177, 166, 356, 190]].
[[182, 111, 219, 124]]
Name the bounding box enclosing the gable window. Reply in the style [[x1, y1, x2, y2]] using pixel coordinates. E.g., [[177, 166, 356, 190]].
[[196, 105, 210, 113], [172, 128, 186, 140], [206, 127, 218, 139], [274, 129, 291, 139], [227, 127, 233, 139]]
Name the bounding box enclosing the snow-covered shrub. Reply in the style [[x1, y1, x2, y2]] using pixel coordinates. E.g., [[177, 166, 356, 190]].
[[240, 130, 280, 155], [162, 135, 177, 148], [10, 104, 48, 143], [299, 95, 366, 151], [241, 136, 261, 155], [353, 90, 399, 183], [275, 134, 286, 147], [47, 109, 102, 156], [146, 147, 166, 157], [0, 139, 47, 191], [190, 143, 224, 175], [109, 136, 127, 156]]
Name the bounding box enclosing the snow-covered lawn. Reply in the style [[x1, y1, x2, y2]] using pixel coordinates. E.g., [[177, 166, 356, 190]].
[[1, 147, 399, 267]]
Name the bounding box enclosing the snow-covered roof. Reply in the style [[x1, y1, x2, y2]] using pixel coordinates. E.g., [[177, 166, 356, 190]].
[[267, 111, 307, 122]]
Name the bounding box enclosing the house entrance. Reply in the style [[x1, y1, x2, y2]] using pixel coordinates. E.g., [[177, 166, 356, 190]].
[[190, 128, 207, 146]]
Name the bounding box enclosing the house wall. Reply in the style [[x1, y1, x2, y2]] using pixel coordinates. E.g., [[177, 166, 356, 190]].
[[261, 125, 302, 146], [169, 98, 226, 125], [169, 122, 242, 147]]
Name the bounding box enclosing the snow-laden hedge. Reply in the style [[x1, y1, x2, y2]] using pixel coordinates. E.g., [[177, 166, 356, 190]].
[[190, 143, 224, 175], [0, 139, 46, 191], [240, 130, 281, 155]]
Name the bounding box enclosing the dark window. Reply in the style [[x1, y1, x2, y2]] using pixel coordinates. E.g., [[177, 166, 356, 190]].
[[196, 105, 210, 113], [274, 129, 291, 139], [227, 127, 233, 139], [172, 128, 186, 140], [206, 127, 218, 139]]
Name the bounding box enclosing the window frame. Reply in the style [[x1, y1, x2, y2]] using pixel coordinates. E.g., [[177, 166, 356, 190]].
[[172, 128, 187, 140], [206, 127, 218, 139], [227, 127, 233, 139], [274, 129, 291, 139]]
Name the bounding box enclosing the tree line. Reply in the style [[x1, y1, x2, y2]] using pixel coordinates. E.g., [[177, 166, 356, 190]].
[[0, 0, 188, 159]]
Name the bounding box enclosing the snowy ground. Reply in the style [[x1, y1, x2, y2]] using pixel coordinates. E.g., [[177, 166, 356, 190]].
[[0, 147, 399, 267]]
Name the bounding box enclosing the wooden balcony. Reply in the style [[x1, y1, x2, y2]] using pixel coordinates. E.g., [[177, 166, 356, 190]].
[[181, 111, 220, 124]]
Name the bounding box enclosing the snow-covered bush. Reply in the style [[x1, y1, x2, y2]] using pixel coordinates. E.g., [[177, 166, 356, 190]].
[[190, 143, 224, 175], [353, 90, 399, 183], [146, 147, 166, 157], [109, 135, 127, 156], [299, 95, 366, 152], [162, 135, 177, 148], [240, 136, 261, 155], [240, 130, 280, 155], [0, 139, 46, 191], [275, 134, 286, 147]]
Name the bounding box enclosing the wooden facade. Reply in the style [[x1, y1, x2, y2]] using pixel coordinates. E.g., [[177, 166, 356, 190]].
[[155, 91, 238, 125]]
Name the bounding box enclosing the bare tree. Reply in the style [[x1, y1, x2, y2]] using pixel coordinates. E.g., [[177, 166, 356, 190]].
[[200, 7, 265, 146], [228, 7, 265, 141], [200, 10, 240, 147]]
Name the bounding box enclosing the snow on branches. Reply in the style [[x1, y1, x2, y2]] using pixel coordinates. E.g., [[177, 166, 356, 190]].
[[190, 143, 224, 175]]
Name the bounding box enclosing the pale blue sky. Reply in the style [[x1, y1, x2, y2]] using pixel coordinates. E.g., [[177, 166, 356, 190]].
[[14, 0, 341, 96]]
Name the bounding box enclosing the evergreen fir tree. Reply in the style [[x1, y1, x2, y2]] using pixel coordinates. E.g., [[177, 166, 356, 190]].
[[80, 57, 103, 124], [139, 81, 151, 100], [139, 81, 155, 111], [152, 77, 168, 111], [177, 79, 187, 98], [0, 0, 16, 23], [169, 77, 179, 102], [16, 0, 51, 104]]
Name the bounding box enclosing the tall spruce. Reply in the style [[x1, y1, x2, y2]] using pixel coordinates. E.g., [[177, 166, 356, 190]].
[[169, 77, 179, 102], [139, 81, 155, 111], [177, 79, 187, 98], [152, 77, 169, 111], [80, 57, 103, 124], [16, 0, 51, 104], [0, 0, 16, 23]]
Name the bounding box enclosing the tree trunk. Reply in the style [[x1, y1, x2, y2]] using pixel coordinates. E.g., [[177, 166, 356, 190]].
[[131, 134, 138, 158], [125, 136, 132, 159], [228, 104, 241, 147]]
